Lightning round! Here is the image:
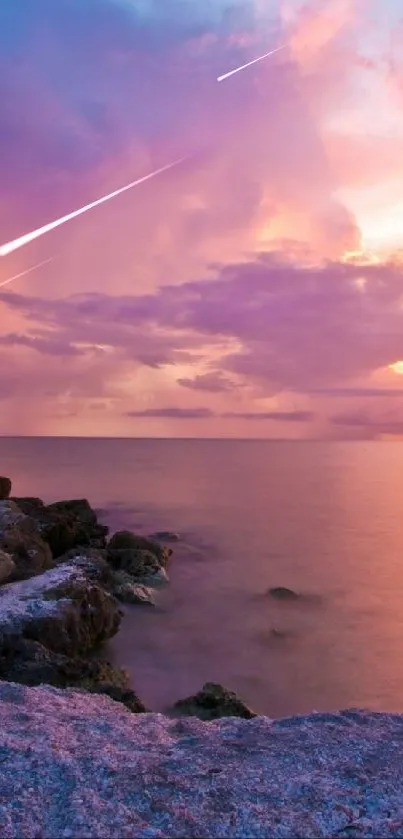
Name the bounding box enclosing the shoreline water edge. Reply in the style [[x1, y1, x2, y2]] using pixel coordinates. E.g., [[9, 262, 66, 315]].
[[0, 475, 403, 837]]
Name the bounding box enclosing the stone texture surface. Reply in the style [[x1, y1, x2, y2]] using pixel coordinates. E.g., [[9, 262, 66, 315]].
[[0, 556, 122, 656], [0, 686, 403, 837], [0, 549, 16, 584], [11, 496, 109, 558], [0, 500, 54, 580]]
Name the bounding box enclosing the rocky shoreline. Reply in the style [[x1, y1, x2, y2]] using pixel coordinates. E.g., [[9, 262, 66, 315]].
[[2, 476, 403, 838], [0, 476, 254, 718]]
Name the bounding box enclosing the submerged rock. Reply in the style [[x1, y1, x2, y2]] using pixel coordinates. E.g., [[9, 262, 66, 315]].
[[0, 477, 11, 500], [268, 586, 300, 600], [174, 682, 257, 721]]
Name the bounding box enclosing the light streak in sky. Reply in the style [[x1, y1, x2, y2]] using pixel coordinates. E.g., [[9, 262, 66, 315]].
[[0, 257, 54, 289], [217, 44, 286, 82], [0, 157, 190, 258]]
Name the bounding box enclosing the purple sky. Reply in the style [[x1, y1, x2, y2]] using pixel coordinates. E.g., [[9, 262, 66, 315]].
[[1, 0, 403, 438]]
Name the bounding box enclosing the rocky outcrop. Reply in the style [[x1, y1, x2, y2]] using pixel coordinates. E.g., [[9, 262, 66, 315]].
[[106, 529, 172, 586], [0, 476, 11, 500], [0, 555, 122, 656], [1, 685, 403, 838], [0, 500, 54, 581], [11, 496, 109, 558], [108, 530, 172, 566], [173, 682, 257, 721], [0, 637, 147, 713]]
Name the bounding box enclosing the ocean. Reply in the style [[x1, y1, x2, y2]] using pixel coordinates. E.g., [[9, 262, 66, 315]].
[[1, 436, 403, 718]]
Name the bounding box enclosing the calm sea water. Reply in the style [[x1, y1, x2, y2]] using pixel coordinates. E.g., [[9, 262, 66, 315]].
[[1, 437, 403, 718]]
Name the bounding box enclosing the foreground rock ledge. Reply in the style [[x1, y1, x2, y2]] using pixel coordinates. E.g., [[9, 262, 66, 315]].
[[1, 684, 403, 839]]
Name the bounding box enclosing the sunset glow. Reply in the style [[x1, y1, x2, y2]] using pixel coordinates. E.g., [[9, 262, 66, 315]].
[[1, 0, 403, 439]]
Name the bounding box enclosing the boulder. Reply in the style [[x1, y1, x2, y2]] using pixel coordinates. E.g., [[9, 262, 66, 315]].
[[46, 498, 97, 525], [0, 500, 54, 580], [268, 586, 299, 600], [11, 496, 109, 558], [173, 682, 257, 721], [0, 556, 122, 657], [106, 546, 171, 583], [0, 692, 403, 837], [108, 530, 172, 567], [0, 637, 147, 713], [0, 477, 11, 500], [0, 549, 15, 585], [111, 571, 156, 606]]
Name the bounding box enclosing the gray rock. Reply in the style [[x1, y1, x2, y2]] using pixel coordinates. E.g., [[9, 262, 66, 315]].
[[0, 477, 11, 500], [1, 688, 403, 837], [173, 681, 257, 721], [0, 556, 122, 657]]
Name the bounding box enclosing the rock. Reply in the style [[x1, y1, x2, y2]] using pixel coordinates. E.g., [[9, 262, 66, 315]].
[[0, 500, 54, 581], [0, 477, 11, 500], [149, 530, 181, 543], [173, 682, 257, 721], [108, 530, 172, 567], [0, 637, 147, 713], [0, 556, 122, 657], [87, 684, 147, 713], [0, 549, 15, 585], [46, 498, 97, 525], [111, 571, 156, 606], [1, 691, 403, 837], [11, 496, 109, 558], [107, 546, 169, 582], [268, 586, 299, 600]]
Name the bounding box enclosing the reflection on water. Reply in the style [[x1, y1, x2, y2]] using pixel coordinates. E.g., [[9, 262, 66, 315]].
[[2, 437, 403, 716]]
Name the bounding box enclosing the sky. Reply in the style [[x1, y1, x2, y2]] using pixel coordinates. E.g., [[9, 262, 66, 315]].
[[1, 0, 403, 439]]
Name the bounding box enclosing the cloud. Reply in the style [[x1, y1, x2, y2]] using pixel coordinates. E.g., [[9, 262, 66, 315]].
[[309, 387, 403, 398], [3, 250, 403, 403], [222, 410, 315, 421], [330, 409, 403, 438], [0, 332, 82, 356], [177, 372, 238, 392], [126, 406, 214, 418]]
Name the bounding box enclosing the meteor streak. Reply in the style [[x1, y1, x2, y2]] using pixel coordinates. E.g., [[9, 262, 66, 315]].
[[0, 157, 189, 258], [0, 257, 54, 289], [217, 44, 286, 82]]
